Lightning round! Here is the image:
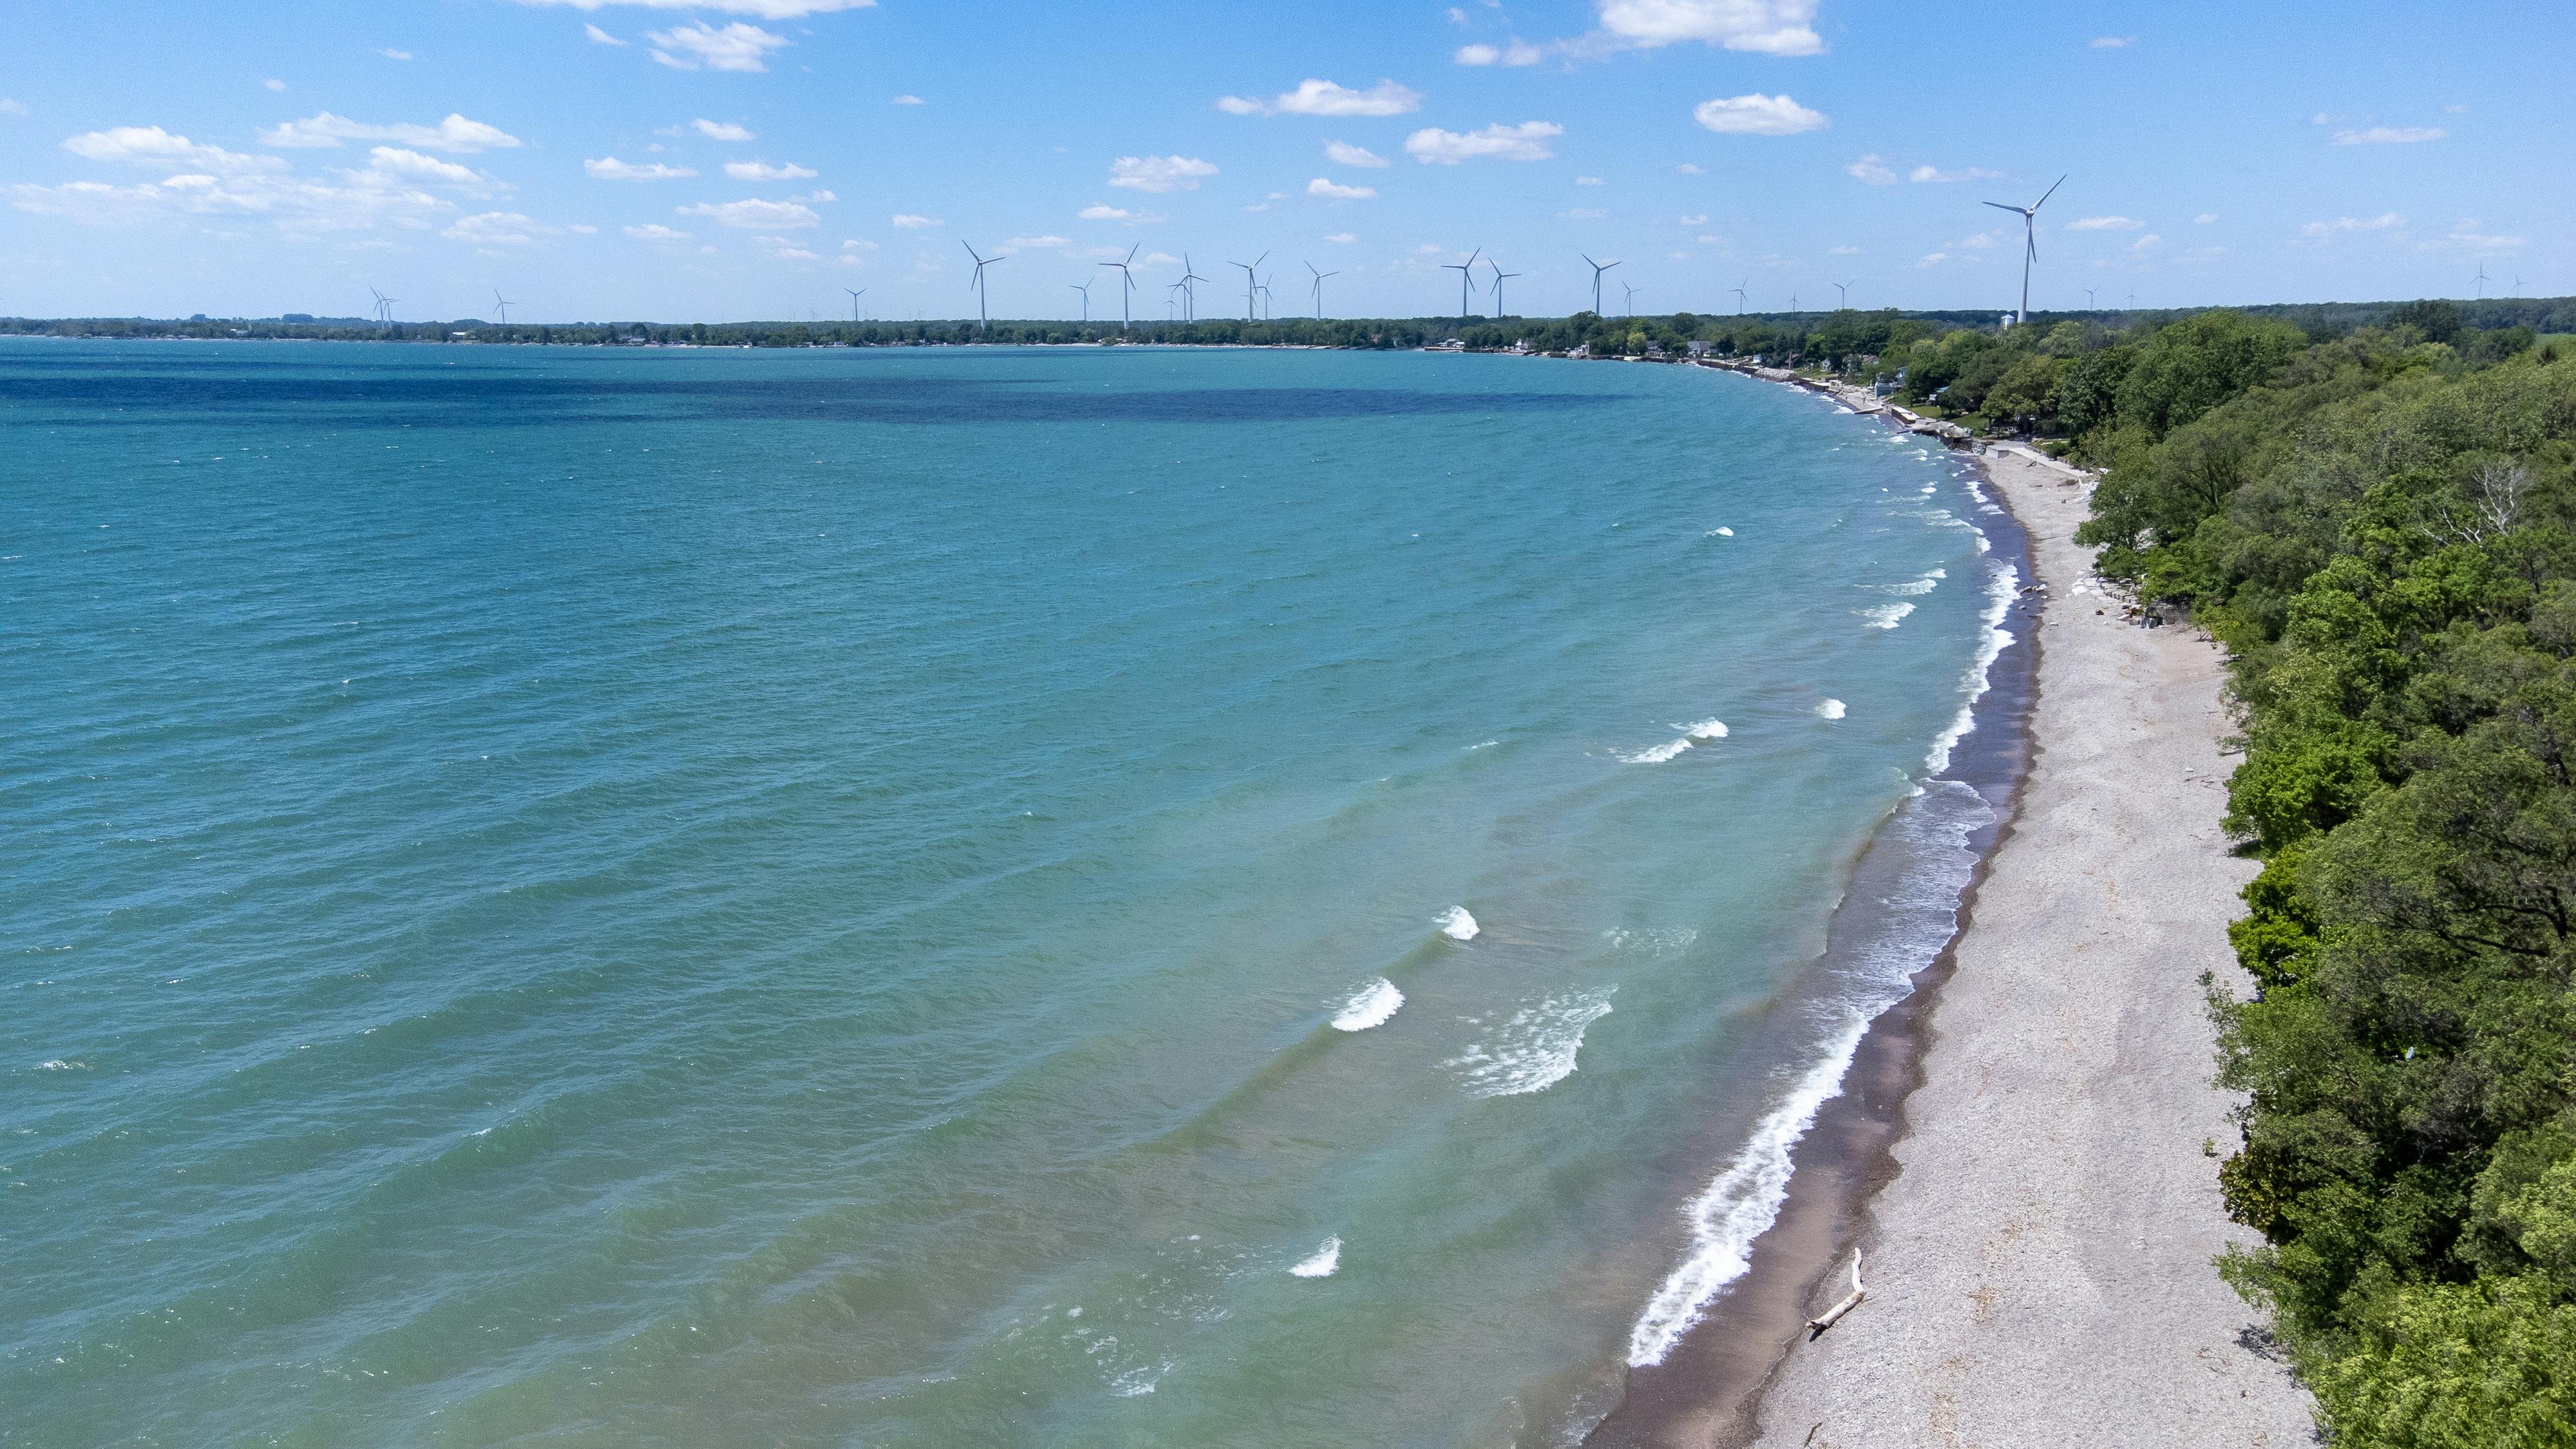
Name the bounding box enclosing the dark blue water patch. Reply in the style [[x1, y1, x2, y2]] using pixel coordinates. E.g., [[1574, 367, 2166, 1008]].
[[0, 361, 1612, 428]]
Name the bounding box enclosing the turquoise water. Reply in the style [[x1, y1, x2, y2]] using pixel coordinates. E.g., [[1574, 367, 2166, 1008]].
[[3, 341, 2010, 1446]]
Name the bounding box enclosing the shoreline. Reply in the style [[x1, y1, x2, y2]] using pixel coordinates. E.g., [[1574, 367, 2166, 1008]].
[[1586, 375, 2041, 1448], [1594, 369, 2313, 1446]]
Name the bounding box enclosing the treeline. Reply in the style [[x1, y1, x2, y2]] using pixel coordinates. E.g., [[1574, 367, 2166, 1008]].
[[2063, 312, 2576, 1440]]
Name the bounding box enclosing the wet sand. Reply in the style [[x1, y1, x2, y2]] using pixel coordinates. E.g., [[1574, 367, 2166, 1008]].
[[1736, 445, 2314, 1447]]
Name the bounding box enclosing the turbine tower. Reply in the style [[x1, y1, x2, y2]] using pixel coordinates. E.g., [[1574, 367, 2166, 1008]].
[[1229, 252, 1267, 323], [1486, 258, 1521, 318], [1832, 280, 1850, 309], [1068, 279, 1090, 323], [2474, 262, 2490, 299], [844, 286, 867, 322], [961, 242, 1004, 332], [1180, 253, 1209, 322], [1981, 173, 2067, 323], [1306, 261, 1338, 319], [1581, 254, 1619, 316], [491, 289, 513, 326], [1622, 280, 1640, 318], [1100, 245, 1139, 332], [369, 287, 397, 325], [1730, 279, 1747, 314]]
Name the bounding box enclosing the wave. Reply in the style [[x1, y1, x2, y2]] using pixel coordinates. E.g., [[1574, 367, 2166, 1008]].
[[1604, 926, 1699, 958], [1707, 526, 1735, 537], [1618, 737, 1694, 764], [1815, 698, 1846, 720], [1437, 906, 1480, 942], [1625, 1016, 1864, 1365], [1447, 989, 1615, 1097], [1290, 1236, 1342, 1278], [1678, 718, 1728, 739], [1855, 602, 1915, 629], [1331, 978, 1405, 1031], [1923, 558, 2019, 777]]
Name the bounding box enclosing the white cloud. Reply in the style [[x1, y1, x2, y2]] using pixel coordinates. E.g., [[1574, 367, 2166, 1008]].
[[1676, 162, 1703, 174], [693, 119, 756, 142], [2089, 35, 2134, 48], [1845, 154, 1897, 185], [1108, 154, 1218, 191], [1217, 79, 1423, 118], [260, 112, 522, 153], [585, 24, 627, 44], [263, 79, 287, 91], [354, 146, 491, 189], [1693, 94, 1827, 136], [1079, 204, 1150, 222], [2129, 233, 2162, 251], [1917, 252, 1950, 267], [379, 48, 415, 61], [64, 126, 285, 175], [1308, 177, 1378, 199], [892, 94, 923, 105], [677, 197, 822, 228], [586, 156, 697, 180], [842, 237, 876, 248], [443, 211, 557, 245], [1961, 231, 1998, 249], [647, 21, 788, 71], [1404, 120, 1561, 164], [1582, 0, 1822, 57], [625, 222, 692, 239], [2427, 220, 2524, 252], [1001, 234, 1072, 250], [520, 0, 874, 17], [0, 98, 28, 115], [1324, 231, 1356, 243], [10, 170, 455, 236], [725, 160, 818, 180], [1455, 40, 1546, 64], [2067, 215, 2143, 231], [2333, 126, 2445, 146], [1908, 163, 2000, 182], [890, 211, 939, 228], [2194, 213, 2217, 224], [1558, 207, 1607, 218], [1679, 213, 1707, 224], [2300, 212, 2406, 237], [1576, 175, 1605, 185], [1829, 243, 1861, 254], [1325, 140, 1389, 168]]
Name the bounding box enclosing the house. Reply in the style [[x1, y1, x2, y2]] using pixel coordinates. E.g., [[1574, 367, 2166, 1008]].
[[1687, 340, 1713, 358]]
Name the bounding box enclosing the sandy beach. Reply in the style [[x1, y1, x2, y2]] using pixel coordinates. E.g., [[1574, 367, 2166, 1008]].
[[1725, 443, 2314, 1446]]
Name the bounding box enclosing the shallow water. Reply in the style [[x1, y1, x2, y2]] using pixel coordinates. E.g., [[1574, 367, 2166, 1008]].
[[2, 341, 2008, 1446]]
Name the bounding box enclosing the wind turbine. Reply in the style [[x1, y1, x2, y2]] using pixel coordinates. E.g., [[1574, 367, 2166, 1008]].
[[1306, 261, 1338, 319], [1788, 291, 1799, 312], [1982, 173, 2066, 323], [1440, 248, 1482, 322], [491, 288, 513, 326], [1255, 271, 1275, 321], [961, 242, 1004, 332], [2474, 262, 2490, 299], [1486, 258, 1521, 318], [1832, 281, 1848, 309], [1229, 252, 1266, 322], [1180, 256, 1211, 322], [2084, 287, 2096, 311], [1068, 279, 1090, 323], [1729, 279, 1747, 314], [1622, 280, 1640, 318], [1100, 245, 1139, 332], [1582, 253, 1619, 316], [844, 286, 867, 322], [369, 287, 395, 325]]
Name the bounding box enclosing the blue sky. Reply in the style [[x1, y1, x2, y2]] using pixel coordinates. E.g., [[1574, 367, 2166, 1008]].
[[3, 0, 2566, 323]]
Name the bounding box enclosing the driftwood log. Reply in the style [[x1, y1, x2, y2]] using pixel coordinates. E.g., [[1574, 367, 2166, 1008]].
[[1805, 1249, 1865, 1340]]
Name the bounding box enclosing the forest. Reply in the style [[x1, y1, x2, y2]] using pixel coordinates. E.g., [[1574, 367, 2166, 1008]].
[[2056, 305, 2575, 1446]]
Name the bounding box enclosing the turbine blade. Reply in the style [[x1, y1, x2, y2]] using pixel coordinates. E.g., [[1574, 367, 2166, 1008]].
[[2033, 173, 2066, 209], [1982, 200, 2022, 214]]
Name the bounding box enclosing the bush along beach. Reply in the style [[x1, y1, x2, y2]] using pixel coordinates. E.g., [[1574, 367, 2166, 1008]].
[[2065, 310, 2576, 1444]]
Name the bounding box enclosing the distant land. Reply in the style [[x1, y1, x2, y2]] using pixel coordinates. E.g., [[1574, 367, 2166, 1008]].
[[4, 296, 2571, 352]]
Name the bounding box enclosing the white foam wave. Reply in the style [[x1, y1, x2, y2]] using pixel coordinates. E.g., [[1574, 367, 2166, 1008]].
[[1332, 978, 1405, 1031], [1605, 927, 1700, 958], [1709, 526, 1734, 537], [1437, 906, 1481, 942], [1448, 989, 1615, 1097], [1678, 719, 1728, 739], [1110, 1362, 1172, 1396], [1815, 699, 1846, 720], [1856, 602, 1915, 629], [1922, 558, 2019, 777], [1290, 1237, 1341, 1278], [1619, 737, 1694, 764], [1625, 1016, 1865, 1366]]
